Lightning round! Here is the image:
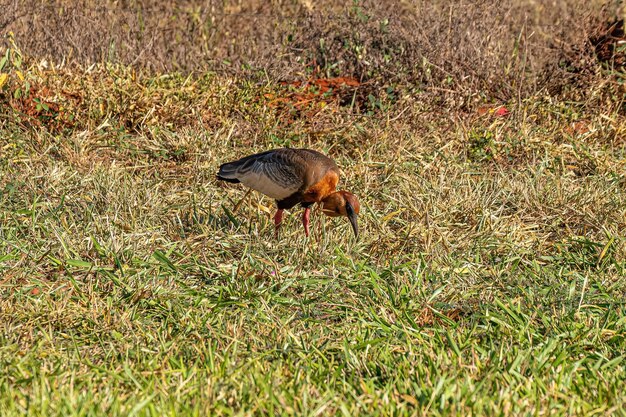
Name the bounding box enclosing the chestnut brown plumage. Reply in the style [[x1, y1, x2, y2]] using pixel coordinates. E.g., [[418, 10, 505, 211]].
[[217, 148, 360, 237]]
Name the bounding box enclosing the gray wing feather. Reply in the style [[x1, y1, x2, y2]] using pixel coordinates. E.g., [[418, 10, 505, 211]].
[[219, 150, 303, 200]]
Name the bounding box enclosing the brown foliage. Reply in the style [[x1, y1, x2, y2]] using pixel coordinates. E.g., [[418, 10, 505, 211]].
[[1, 0, 624, 107]]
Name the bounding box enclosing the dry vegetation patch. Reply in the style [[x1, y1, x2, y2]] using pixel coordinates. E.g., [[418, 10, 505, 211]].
[[3, 0, 625, 106]]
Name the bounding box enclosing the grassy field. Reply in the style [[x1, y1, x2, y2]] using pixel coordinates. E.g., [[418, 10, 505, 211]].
[[1, 2, 626, 416]]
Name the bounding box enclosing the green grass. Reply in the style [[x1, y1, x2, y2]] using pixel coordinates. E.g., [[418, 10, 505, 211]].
[[1, 60, 626, 416]]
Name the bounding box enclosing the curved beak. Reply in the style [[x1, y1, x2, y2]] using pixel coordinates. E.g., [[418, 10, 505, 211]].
[[345, 202, 359, 238]]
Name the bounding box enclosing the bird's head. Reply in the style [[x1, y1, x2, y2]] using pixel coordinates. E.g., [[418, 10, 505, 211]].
[[321, 191, 361, 238]]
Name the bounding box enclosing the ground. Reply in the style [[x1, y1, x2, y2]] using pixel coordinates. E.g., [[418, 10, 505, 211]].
[[1, 1, 625, 416]]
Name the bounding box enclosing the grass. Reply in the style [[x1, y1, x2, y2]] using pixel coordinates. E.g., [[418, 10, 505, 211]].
[[1, 15, 626, 417]]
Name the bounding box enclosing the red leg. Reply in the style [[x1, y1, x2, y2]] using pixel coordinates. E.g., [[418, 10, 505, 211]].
[[274, 209, 284, 237], [302, 207, 311, 237]]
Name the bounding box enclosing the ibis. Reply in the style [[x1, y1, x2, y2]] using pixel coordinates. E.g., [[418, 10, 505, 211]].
[[217, 148, 360, 238]]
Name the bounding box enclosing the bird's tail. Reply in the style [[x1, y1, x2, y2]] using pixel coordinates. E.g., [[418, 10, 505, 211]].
[[216, 162, 241, 183]]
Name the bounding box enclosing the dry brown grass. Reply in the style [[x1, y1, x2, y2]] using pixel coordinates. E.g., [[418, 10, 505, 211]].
[[3, 0, 624, 107]]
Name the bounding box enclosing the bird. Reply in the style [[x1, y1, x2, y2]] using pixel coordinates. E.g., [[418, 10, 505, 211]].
[[217, 148, 360, 238]]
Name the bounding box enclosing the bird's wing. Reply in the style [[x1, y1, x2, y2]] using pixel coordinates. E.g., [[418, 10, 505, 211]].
[[218, 150, 303, 200]]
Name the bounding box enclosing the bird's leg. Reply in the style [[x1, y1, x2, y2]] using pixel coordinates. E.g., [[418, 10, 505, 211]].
[[302, 207, 311, 237], [274, 209, 284, 237]]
